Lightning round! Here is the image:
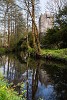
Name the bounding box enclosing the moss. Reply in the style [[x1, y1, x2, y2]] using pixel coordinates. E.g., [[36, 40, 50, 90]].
[[27, 47, 35, 54]]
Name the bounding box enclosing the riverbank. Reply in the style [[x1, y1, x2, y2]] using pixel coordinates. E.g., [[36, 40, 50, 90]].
[[0, 74, 25, 100], [41, 48, 67, 63], [0, 47, 67, 63]]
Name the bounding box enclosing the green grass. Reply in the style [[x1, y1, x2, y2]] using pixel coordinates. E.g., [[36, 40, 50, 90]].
[[41, 48, 67, 60], [0, 74, 25, 100]]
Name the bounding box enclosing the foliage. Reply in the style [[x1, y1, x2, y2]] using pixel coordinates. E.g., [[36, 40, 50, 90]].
[[56, 6, 67, 28], [0, 74, 26, 100], [9, 34, 27, 52], [41, 27, 60, 48], [0, 48, 6, 55], [0, 35, 2, 47], [9, 34, 21, 51], [28, 32, 33, 47]]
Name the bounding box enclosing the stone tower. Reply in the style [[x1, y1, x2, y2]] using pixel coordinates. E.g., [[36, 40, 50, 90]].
[[39, 12, 54, 35]]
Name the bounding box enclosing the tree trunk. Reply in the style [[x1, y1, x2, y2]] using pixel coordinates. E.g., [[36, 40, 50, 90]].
[[7, 2, 10, 48], [31, 0, 41, 54], [27, 1, 29, 48]]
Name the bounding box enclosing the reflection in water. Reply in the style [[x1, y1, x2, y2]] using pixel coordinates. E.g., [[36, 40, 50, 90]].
[[0, 54, 67, 100]]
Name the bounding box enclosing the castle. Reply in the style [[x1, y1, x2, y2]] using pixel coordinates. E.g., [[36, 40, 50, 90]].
[[39, 12, 54, 35]]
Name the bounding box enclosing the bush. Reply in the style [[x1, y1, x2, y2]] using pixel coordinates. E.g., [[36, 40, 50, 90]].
[[0, 48, 6, 55]]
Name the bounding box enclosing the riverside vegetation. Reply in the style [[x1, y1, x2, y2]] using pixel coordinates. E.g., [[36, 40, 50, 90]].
[[0, 47, 67, 62], [0, 74, 25, 100], [41, 49, 67, 62]]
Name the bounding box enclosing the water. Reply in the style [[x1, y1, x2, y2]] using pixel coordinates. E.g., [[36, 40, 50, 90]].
[[0, 54, 67, 100]]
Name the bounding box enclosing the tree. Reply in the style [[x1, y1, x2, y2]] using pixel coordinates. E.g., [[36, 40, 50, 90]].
[[56, 6, 67, 28], [0, 0, 26, 49], [42, 5, 67, 49], [55, 6, 67, 48], [23, 0, 41, 55], [46, 0, 67, 14]]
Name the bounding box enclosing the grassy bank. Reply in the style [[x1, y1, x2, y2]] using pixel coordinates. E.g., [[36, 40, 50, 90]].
[[41, 48, 67, 62], [0, 74, 25, 100]]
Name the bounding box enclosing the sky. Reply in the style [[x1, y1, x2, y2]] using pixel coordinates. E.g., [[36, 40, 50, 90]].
[[40, 0, 48, 14]]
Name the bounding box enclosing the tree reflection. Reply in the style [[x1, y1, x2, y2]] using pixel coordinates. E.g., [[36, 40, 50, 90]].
[[43, 61, 67, 100], [0, 54, 67, 100], [32, 68, 38, 100]]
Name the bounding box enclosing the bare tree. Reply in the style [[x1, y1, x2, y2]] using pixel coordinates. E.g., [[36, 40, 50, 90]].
[[46, 0, 67, 14]]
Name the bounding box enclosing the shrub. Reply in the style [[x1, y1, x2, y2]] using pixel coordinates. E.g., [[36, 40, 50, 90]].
[[0, 48, 6, 55]]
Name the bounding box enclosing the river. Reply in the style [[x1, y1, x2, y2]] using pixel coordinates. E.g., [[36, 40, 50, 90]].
[[0, 53, 67, 100]]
